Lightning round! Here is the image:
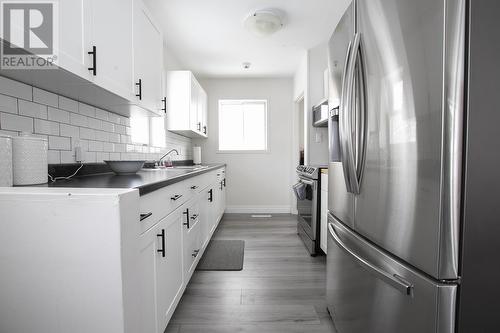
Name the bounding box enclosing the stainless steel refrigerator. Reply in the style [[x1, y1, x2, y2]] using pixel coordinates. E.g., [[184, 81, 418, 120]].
[[326, 0, 500, 332]]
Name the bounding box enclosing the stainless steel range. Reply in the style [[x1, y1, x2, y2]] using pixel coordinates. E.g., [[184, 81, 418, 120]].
[[293, 165, 325, 256]]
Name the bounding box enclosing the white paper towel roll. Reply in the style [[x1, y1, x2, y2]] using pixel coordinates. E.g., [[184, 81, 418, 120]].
[[193, 146, 201, 165], [0, 135, 13, 187], [12, 134, 48, 185]]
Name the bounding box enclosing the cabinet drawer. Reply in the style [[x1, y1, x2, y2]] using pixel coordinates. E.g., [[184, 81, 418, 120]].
[[139, 180, 191, 233], [187, 173, 211, 193]]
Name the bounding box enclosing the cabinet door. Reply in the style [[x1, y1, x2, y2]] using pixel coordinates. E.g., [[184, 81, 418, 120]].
[[199, 88, 208, 136], [134, 0, 164, 114], [89, 0, 135, 99], [182, 210, 201, 280], [155, 212, 183, 331], [198, 189, 211, 248], [139, 212, 183, 333], [190, 77, 199, 132], [58, 0, 92, 80]]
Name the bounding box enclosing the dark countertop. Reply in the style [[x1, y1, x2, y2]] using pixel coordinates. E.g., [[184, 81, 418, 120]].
[[41, 164, 225, 196]]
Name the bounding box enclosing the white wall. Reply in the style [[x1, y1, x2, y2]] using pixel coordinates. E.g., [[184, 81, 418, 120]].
[[195, 78, 294, 213], [307, 42, 329, 166]]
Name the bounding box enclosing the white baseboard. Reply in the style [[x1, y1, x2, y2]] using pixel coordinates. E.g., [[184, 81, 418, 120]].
[[225, 205, 292, 214]]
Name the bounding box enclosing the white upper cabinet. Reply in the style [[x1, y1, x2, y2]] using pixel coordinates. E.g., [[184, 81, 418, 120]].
[[133, 0, 164, 115], [89, 0, 135, 100], [58, 0, 135, 100], [57, 0, 92, 80], [167, 71, 208, 138]]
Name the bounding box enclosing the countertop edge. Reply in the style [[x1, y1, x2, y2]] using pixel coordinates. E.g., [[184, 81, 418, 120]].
[[138, 164, 226, 196]]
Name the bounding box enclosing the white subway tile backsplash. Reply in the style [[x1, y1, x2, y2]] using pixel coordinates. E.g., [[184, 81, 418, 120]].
[[84, 151, 97, 163], [94, 130, 109, 142], [114, 143, 126, 152], [48, 150, 61, 164], [33, 88, 58, 107], [101, 121, 114, 132], [88, 140, 103, 152], [58, 96, 78, 113], [109, 152, 120, 160], [114, 124, 126, 134], [108, 113, 121, 124], [70, 113, 88, 127], [80, 127, 95, 140], [96, 152, 109, 162], [0, 129, 18, 136], [0, 76, 32, 100], [19, 100, 48, 119], [49, 136, 71, 150], [103, 142, 114, 152], [48, 107, 70, 123], [78, 102, 96, 117], [0, 113, 33, 132], [0, 76, 192, 164], [95, 108, 109, 121], [108, 132, 120, 143], [72, 138, 88, 152], [120, 134, 131, 144], [0, 94, 18, 114], [60, 124, 79, 138], [60, 151, 74, 163], [88, 117, 102, 130], [35, 119, 59, 135]]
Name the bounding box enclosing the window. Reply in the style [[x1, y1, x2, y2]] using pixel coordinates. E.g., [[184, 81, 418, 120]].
[[218, 100, 268, 151], [130, 116, 149, 145]]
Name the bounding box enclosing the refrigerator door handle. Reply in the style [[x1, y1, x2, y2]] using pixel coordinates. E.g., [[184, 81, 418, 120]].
[[343, 33, 365, 195], [339, 40, 354, 193], [328, 222, 414, 296]]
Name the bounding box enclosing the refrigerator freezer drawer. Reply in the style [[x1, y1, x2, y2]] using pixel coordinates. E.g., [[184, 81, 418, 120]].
[[326, 214, 457, 333]]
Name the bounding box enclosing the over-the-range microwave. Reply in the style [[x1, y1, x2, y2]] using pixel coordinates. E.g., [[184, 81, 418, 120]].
[[312, 99, 329, 127]]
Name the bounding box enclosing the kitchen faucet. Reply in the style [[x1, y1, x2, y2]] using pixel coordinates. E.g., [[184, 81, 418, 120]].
[[157, 149, 179, 166]]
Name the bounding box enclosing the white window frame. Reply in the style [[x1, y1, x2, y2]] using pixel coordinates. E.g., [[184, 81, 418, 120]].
[[217, 99, 269, 154]]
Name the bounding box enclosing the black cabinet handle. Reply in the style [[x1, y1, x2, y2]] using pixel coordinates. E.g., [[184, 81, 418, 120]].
[[171, 194, 182, 201], [183, 208, 190, 229], [220, 181, 223, 190], [223, 179, 226, 187], [208, 189, 213, 202], [192, 249, 200, 258], [203, 126, 207, 134], [157, 229, 166, 257], [162, 97, 166, 113], [140, 212, 152, 221], [191, 185, 198, 190], [190, 214, 198, 220], [88, 46, 97, 76], [136, 79, 142, 100], [197, 122, 201, 131]]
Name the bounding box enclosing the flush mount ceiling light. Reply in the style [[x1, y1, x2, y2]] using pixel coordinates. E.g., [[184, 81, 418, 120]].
[[242, 62, 251, 69], [244, 9, 284, 37]]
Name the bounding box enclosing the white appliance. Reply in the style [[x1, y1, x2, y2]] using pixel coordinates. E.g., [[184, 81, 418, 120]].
[[193, 146, 201, 165], [12, 134, 48, 185]]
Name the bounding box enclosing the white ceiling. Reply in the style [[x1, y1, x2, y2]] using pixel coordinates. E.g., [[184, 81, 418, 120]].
[[143, 0, 351, 78]]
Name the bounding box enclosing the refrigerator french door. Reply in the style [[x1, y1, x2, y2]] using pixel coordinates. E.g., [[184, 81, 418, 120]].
[[327, 0, 466, 332]]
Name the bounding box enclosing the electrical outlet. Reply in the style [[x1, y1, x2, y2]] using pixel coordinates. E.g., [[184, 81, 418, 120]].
[[75, 146, 83, 162]]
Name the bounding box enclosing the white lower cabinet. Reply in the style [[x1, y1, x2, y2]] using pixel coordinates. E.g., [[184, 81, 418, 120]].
[[0, 167, 226, 333], [139, 210, 183, 333], [140, 167, 226, 332]]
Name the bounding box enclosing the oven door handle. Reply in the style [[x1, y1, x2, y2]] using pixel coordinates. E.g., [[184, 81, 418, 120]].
[[298, 178, 315, 186]]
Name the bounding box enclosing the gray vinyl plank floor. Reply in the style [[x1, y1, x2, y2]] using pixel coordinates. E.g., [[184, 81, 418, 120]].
[[165, 213, 336, 333]]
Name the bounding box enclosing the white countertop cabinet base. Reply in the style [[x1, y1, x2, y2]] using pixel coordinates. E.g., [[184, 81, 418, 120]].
[[0, 167, 226, 333]]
